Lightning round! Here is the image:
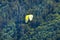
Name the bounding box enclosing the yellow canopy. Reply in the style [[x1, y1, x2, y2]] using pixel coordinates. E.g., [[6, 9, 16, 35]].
[[25, 14, 33, 23]]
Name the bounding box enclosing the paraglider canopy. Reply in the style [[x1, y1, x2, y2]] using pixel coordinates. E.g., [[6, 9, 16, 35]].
[[25, 14, 33, 23]]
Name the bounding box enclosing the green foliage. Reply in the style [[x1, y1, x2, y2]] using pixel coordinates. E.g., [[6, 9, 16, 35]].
[[0, 0, 60, 40]]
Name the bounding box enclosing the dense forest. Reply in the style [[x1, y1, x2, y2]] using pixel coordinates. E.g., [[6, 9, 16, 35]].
[[0, 0, 60, 40]]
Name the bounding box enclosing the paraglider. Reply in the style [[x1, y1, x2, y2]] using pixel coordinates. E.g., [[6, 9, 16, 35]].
[[25, 14, 33, 23]]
